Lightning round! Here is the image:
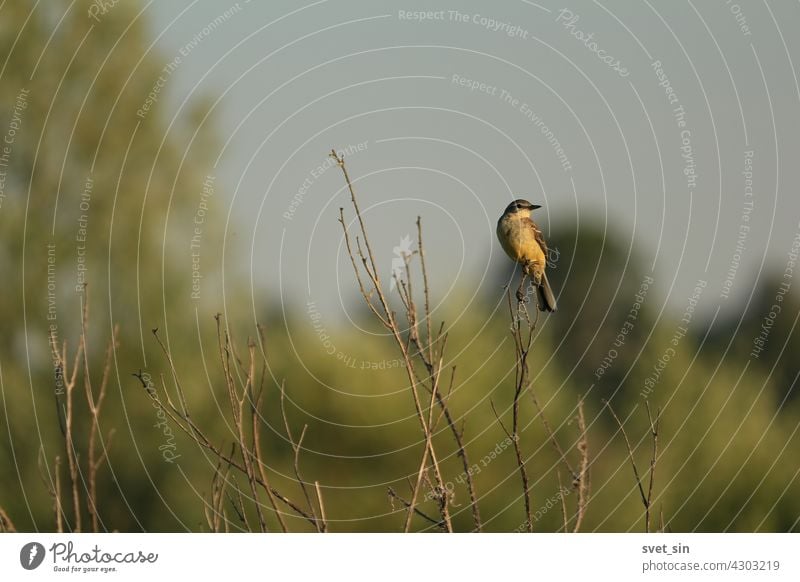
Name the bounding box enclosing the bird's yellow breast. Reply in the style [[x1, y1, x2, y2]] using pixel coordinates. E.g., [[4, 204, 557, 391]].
[[496, 214, 547, 282], [497, 215, 546, 264]]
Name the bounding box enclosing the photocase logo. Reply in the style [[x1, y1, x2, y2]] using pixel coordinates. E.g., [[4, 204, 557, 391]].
[[20, 542, 45, 570], [389, 234, 414, 291], [546, 246, 560, 269]]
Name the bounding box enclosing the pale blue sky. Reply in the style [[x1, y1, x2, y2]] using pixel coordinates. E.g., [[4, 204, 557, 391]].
[[145, 0, 800, 324]]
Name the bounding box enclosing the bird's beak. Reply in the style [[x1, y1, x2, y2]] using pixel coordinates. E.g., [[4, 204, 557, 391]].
[[531, 204, 542, 210]]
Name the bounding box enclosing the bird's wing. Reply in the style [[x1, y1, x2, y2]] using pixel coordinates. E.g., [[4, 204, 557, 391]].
[[524, 217, 548, 256]]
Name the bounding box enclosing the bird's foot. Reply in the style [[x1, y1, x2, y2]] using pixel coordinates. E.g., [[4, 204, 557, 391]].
[[516, 276, 528, 304]]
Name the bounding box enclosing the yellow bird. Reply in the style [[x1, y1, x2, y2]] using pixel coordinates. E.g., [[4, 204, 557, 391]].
[[496, 199, 557, 312]]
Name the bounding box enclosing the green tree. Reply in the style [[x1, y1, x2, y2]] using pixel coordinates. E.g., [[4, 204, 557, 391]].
[[0, 0, 220, 531]]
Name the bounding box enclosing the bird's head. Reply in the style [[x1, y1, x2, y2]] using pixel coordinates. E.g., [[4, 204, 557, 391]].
[[504, 198, 541, 216]]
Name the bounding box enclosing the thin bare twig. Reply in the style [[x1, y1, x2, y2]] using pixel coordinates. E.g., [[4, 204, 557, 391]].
[[49, 294, 91, 533], [54, 456, 63, 533], [214, 323, 268, 534], [227, 475, 250, 530], [81, 295, 118, 533], [205, 455, 232, 532], [530, 390, 575, 477], [314, 481, 328, 533], [573, 398, 590, 532], [0, 505, 15, 532], [557, 472, 569, 533], [143, 332, 320, 530], [49, 323, 83, 532], [646, 402, 660, 532], [605, 400, 659, 533], [490, 399, 512, 441], [38, 448, 64, 532], [505, 289, 535, 531], [251, 357, 289, 532], [528, 391, 590, 531], [280, 381, 320, 532], [412, 221, 481, 532], [333, 150, 455, 532], [388, 487, 445, 529]]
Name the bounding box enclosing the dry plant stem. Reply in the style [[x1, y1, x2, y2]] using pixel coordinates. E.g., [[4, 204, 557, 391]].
[[405, 382, 452, 532], [417, 218, 434, 366], [421, 356, 452, 530], [431, 368, 482, 531], [530, 391, 575, 476], [333, 151, 454, 532], [39, 444, 65, 532], [572, 398, 590, 532], [62, 350, 81, 532], [214, 316, 267, 533], [395, 262, 451, 532], [529, 392, 590, 531], [241, 343, 266, 532], [44, 291, 120, 533], [279, 381, 321, 532], [395, 388, 446, 530], [228, 478, 250, 529], [216, 319, 258, 531], [81, 311, 118, 533], [387, 487, 445, 529], [605, 400, 660, 533], [49, 323, 84, 532], [412, 220, 481, 531], [314, 481, 328, 532], [251, 374, 289, 532], [206, 457, 232, 532], [252, 327, 289, 531], [506, 289, 535, 532], [557, 472, 569, 533], [54, 456, 63, 533], [0, 506, 15, 532], [147, 329, 318, 529], [248, 324, 289, 531], [646, 403, 660, 530]]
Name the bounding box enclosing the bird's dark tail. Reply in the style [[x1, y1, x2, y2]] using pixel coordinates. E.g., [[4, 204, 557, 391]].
[[537, 272, 557, 312]]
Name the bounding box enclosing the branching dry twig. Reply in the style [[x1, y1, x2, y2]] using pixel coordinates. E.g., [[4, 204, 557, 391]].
[[36, 289, 120, 533], [147, 324, 320, 531], [388, 487, 446, 530], [504, 287, 537, 531], [530, 390, 575, 476], [279, 380, 321, 532], [529, 393, 590, 531], [49, 323, 83, 532], [333, 149, 469, 532], [205, 454, 233, 532], [81, 308, 117, 533], [213, 316, 268, 533], [605, 400, 660, 533], [250, 341, 289, 532]]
